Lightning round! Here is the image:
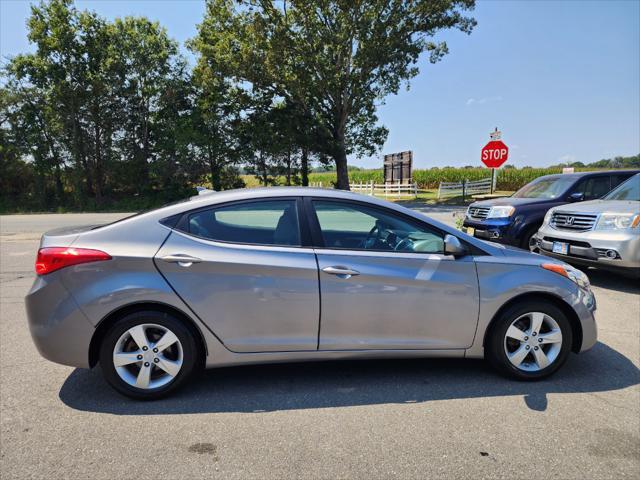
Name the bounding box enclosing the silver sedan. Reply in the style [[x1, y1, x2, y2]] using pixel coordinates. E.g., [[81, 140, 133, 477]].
[[26, 188, 597, 399]]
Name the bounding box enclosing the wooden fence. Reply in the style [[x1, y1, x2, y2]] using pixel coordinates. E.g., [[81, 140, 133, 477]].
[[310, 180, 418, 197], [437, 177, 493, 199]]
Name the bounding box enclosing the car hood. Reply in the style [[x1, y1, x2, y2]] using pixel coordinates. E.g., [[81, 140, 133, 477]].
[[475, 239, 571, 269], [551, 199, 639, 214], [471, 197, 554, 208], [481, 240, 535, 257]]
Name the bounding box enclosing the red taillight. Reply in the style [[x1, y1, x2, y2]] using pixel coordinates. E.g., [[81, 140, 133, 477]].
[[35, 247, 112, 275]]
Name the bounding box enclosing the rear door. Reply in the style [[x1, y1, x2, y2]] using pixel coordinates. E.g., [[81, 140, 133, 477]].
[[572, 175, 612, 200], [308, 198, 480, 350], [155, 198, 320, 352]]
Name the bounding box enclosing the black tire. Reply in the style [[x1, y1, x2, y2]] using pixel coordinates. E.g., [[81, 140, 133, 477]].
[[521, 224, 541, 251], [99, 311, 199, 400], [485, 300, 573, 380]]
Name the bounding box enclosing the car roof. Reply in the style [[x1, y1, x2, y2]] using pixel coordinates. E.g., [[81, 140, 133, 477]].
[[533, 169, 640, 181], [187, 186, 364, 204], [93, 185, 506, 256]]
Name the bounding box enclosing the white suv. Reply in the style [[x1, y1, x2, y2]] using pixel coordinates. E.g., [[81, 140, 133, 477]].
[[534, 174, 640, 277]]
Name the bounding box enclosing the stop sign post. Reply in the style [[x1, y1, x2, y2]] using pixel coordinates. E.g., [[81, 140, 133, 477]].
[[481, 129, 509, 193]]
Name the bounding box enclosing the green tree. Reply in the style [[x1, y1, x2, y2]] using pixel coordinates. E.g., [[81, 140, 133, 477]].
[[191, 0, 476, 189], [189, 67, 246, 191], [9, 0, 120, 206], [5, 0, 195, 208], [111, 17, 180, 193]]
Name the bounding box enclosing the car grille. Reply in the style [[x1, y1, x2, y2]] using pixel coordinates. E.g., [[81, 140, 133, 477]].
[[467, 206, 491, 220], [550, 212, 598, 231]]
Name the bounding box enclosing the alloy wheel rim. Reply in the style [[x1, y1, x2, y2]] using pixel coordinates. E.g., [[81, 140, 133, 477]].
[[503, 312, 563, 372], [112, 323, 183, 389]]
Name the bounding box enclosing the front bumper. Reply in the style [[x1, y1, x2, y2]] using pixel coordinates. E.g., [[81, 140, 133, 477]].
[[462, 218, 516, 245], [564, 286, 598, 353], [534, 225, 640, 274], [25, 273, 95, 368]]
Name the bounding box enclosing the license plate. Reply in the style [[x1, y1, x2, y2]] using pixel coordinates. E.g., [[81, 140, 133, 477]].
[[552, 241, 569, 255], [465, 227, 475, 236]]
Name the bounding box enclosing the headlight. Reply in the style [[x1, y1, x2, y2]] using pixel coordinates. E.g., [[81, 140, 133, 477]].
[[595, 213, 640, 230], [542, 263, 590, 290], [542, 209, 553, 226], [486, 206, 515, 219]]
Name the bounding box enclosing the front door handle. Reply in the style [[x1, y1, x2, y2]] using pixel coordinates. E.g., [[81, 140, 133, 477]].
[[322, 266, 360, 278], [160, 254, 202, 267]]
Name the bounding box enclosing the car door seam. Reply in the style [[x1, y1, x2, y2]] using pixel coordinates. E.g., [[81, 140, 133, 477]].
[[314, 251, 322, 350], [151, 230, 230, 353], [465, 259, 482, 357]]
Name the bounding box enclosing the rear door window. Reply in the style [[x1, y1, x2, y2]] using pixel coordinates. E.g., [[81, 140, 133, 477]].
[[583, 176, 611, 200], [186, 200, 301, 246], [573, 176, 611, 200]]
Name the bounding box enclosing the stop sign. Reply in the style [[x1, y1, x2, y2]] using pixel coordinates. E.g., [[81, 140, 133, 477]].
[[481, 140, 509, 168]]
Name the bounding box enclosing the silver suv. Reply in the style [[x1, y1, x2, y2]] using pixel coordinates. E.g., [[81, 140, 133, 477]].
[[534, 174, 640, 276]]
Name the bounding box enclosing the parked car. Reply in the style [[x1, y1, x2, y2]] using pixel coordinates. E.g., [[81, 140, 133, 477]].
[[26, 188, 597, 399], [533, 173, 640, 277], [462, 170, 639, 249]]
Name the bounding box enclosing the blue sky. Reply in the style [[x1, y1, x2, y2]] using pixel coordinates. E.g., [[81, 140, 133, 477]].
[[1, 0, 639, 169]]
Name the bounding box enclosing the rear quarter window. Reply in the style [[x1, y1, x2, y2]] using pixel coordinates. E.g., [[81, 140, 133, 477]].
[[183, 199, 301, 247]]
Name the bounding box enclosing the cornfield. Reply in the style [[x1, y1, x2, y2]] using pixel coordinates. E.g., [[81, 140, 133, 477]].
[[306, 167, 608, 191]]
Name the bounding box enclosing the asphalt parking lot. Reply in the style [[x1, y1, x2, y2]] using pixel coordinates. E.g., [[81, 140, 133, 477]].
[[1, 211, 639, 479]]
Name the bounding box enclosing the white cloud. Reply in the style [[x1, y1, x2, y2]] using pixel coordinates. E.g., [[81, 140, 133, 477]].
[[466, 96, 503, 106]]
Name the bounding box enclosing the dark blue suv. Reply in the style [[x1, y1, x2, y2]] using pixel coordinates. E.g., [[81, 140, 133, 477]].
[[462, 170, 639, 249]]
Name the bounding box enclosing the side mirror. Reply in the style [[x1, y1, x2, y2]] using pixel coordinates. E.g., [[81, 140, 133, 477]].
[[444, 234, 468, 257], [568, 192, 584, 202]]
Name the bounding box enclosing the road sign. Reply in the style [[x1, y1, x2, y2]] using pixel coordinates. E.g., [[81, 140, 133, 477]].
[[481, 140, 509, 168]]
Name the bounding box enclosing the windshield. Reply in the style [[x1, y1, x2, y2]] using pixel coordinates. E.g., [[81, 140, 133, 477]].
[[512, 176, 575, 199], [604, 174, 640, 201]]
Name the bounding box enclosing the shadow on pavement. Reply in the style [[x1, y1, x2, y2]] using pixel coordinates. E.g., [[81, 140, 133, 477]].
[[59, 342, 639, 415], [586, 269, 640, 295]]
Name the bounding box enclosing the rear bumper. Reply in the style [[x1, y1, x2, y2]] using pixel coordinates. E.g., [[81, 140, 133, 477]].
[[534, 226, 640, 273], [25, 274, 94, 368]]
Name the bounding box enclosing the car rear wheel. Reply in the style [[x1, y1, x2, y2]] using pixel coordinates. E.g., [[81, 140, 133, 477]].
[[99, 311, 199, 400], [486, 301, 572, 380]]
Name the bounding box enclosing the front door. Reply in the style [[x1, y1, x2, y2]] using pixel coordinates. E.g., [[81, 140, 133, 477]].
[[309, 199, 479, 350], [155, 198, 319, 352]]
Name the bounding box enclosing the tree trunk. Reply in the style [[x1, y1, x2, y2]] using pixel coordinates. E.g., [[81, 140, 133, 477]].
[[54, 163, 64, 205], [285, 150, 292, 186], [209, 158, 222, 191], [141, 109, 150, 190], [94, 122, 104, 206], [301, 148, 309, 186], [334, 142, 350, 190]]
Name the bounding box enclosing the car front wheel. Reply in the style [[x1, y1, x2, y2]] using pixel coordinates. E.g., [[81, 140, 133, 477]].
[[99, 311, 199, 400], [486, 301, 573, 380]]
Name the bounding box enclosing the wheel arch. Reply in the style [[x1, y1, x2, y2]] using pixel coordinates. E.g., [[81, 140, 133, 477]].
[[482, 292, 583, 353], [518, 220, 543, 249], [89, 301, 208, 368]]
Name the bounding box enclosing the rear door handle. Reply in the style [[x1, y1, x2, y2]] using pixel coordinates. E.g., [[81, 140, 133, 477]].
[[160, 254, 202, 267], [322, 266, 360, 278]]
